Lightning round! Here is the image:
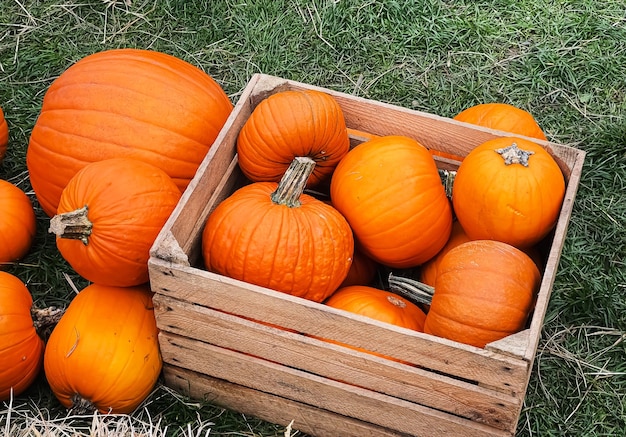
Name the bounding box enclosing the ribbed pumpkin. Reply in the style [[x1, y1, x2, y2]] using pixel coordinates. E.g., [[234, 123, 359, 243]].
[[202, 157, 354, 303], [423, 240, 540, 348], [0, 272, 44, 400], [330, 135, 452, 268], [0, 180, 36, 265], [454, 103, 547, 140], [27, 48, 233, 217], [452, 137, 565, 249], [44, 283, 161, 414], [0, 106, 8, 163], [236, 89, 350, 187], [49, 158, 181, 286]]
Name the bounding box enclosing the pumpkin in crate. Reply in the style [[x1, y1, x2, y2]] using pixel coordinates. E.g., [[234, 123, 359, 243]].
[[330, 135, 452, 268], [454, 102, 547, 140], [423, 240, 540, 348], [202, 157, 353, 303], [27, 48, 233, 217], [236, 89, 350, 187], [49, 158, 181, 287], [0, 272, 45, 400], [0, 179, 36, 265], [0, 106, 8, 163], [419, 220, 471, 287], [44, 283, 161, 414], [452, 136, 565, 249], [339, 244, 378, 288], [319, 285, 426, 363]]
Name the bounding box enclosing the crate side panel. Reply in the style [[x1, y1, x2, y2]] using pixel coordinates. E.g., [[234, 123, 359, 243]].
[[165, 364, 412, 437], [150, 259, 529, 394], [154, 294, 521, 430], [160, 332, 512, 437]]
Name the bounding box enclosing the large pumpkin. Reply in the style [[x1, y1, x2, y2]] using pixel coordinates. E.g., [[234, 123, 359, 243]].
[[27, 48, 233, 217], [236, 89, 350, 187], [0, 106, 8, 163], [0, 272, 44, 400], [423, 240, 540, 348], [452, 137, 565, 249], [454, 102, 547, 140], [330, 135, 452, 268], [202, 157, 354, 303], [0, 179, 36, 265], [49, 158, 181, 286], [43, 283, 161, 414]]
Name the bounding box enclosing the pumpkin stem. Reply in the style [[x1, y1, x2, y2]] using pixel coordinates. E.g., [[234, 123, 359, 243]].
[[31, 306, 65, 342], [70, 394, 98, 415], [48, 205, 92, 245], [388, 273, 434, 306], [495, 142, 535, 167], [271, 157, 316, 207], [438, 169, 456, 199]]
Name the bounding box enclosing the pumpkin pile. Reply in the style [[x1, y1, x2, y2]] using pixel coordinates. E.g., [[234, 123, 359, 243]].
[[0, 49, 235, 412], [201, 95, 566, 352]]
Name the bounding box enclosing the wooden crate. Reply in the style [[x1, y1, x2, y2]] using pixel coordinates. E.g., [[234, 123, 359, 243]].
[[148, 74, 585, 437]]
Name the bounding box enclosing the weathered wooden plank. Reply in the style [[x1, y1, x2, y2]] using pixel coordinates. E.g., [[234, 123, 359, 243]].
[[154, 294, 521, 430], [160, 332, 512, 437]]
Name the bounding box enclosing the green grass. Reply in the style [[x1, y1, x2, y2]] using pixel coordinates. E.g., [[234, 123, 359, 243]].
[[1, 0, 625, 435]]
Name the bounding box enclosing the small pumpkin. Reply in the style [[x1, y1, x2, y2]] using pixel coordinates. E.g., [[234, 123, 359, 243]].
[[0, 106, 8, 163], [423, 240, 540, 348], [452, 137, 565, 249], [43, 283, 161, 414], [0, 179, 36, 265], [454, 102, 547, 140], [27, 48, 233, 216], [49, 158, 181, 287], [202, 157, 354, 303], [339, 244, 378, 288], [0, 272, 44, 400], [330, 135, 452, 268], [236, 89, 350, 187]]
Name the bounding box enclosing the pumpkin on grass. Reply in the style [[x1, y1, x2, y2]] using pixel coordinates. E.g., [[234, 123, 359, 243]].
[[27, 48, 233, 216], [391, 240, 540, 349], [454, 102, 547, 140], [330, 135, 452, 268], [49, 158, 181, 287], [0, 179, 36, 265], [43, 283, 161, 414], [0, 272, 44, 400], [236, 89, 350, 187], [452, 137, 565, 249], [0, 106, 8, 163], [202, 157, 354, 303]]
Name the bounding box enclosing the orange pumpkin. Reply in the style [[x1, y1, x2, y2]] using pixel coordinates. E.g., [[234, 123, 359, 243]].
[[0, 272, 44, 400], [0, 106, 8, 163], [452, 137, 565, 249], [419, 220, 471, 287], [49, 158, 181, 286], [423, 240, 540, 348], [454, 102, 547, 140], [27, 48, 233, 216], [0, 179, 36, 265], [236, 89, 350, 187], [203, 157, 353, 303], [330, 135, 452, 268], [326, 285, 426, 332], [44, 283, 161, 413]]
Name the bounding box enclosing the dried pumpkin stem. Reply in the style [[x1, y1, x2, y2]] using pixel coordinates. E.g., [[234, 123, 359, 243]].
[[48, 205, 92, 245], [31, 306, 65, 342], [495, 142, 535, 166], [271, 156, 316, 207], [70, 394, 98, 415], [388, 273, 435, 306]]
